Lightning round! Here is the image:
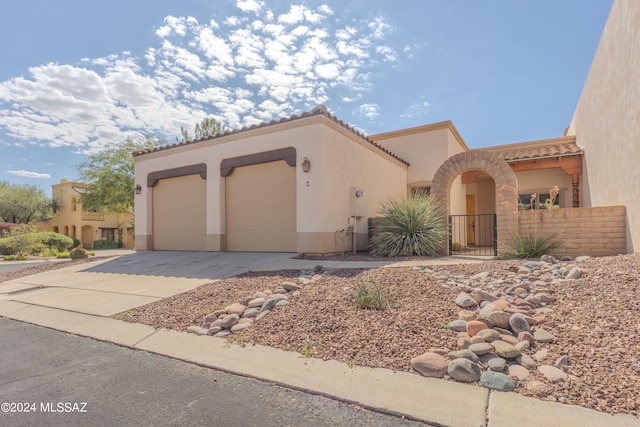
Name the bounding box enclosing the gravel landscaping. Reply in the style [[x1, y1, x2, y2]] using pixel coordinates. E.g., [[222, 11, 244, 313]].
[[3, 253, 639, 417]]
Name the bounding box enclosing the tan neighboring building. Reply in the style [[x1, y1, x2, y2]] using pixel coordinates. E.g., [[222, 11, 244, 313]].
[[133, 0, 636, 256], [566, 0, 640, 253], [38, 179, 134, 249]]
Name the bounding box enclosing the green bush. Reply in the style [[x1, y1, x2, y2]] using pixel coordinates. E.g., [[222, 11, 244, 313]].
[[93, 240, 119, 250], [56, 251, 70, 259], [69, 247, 89, 260], [38, 232, 74, 252], [3, 255, 28, 261], [0, 224, 40, 256], [369, 195, 447, 257], [502, 233, 560, 259], [351, 280, 395, 310]]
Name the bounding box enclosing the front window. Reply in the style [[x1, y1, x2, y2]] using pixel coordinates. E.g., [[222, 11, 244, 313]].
[[411, 186, 431, 198], [518, 193, 560, 210]]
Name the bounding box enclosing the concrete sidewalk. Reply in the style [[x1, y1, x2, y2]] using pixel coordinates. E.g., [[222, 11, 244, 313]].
[[1, 251, 638, 427]]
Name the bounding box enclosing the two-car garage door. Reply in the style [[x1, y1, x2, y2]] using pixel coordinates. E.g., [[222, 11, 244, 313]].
[[152, 160, 296, 252]]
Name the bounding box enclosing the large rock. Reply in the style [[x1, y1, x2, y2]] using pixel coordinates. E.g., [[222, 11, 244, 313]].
[[448, 349, 479, 363], [533, 328, 556, 343], [538, 365, 567, 382], [455, 292, 478, 308], [466, 320, 488, 337], [491, 340, 521, 359], [486, 311, 511, 329], [480, 371, 515, 391], [468, 342, 494, 356], [448, 358, 481, 383], [508, 364, 530, 380], [449, 319, 467, 332], [476, 329, 501, 342], [219, 313, 240, 328], [411, 352, 448, 378], [509, 313, 531, 334], [226, 303, 247, 316]]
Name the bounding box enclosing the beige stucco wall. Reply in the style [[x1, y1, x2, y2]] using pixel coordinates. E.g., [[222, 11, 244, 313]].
[[134, 115, 407, 254], [566, 0, 640, 252]]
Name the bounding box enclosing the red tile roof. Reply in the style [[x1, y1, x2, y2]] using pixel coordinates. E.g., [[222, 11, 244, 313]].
[[133, 105, 410, 166], [491, 142, 583, 162]]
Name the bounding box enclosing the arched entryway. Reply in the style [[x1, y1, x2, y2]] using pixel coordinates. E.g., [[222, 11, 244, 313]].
[[431, 151, 519, 256]]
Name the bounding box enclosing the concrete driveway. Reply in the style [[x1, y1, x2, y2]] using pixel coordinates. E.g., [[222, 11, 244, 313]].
[[0, 251, 302, 317]]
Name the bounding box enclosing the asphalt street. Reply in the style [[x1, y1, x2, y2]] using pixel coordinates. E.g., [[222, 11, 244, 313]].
[[0, 319, 427, 427]]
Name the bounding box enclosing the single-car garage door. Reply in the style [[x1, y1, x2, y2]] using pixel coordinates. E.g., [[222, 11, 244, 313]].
[[226, 160, 296, 252], [153, 174, 207, 251]]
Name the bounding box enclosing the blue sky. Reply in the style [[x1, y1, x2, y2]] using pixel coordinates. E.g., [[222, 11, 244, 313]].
[[0, 0, 613, 191]]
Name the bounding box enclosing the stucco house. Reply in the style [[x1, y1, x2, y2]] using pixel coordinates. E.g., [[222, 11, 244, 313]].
[[133, 0, 637, 257], [38, 179, 134, 249], [133, 106, 589, 255]]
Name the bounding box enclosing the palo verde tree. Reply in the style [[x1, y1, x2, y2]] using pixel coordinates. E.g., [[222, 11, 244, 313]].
[[74, 136, 161, 215], [178, 117, 225, 142], [0, 181, 52, 224]]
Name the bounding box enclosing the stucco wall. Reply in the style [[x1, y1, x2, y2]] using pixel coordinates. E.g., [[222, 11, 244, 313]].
[[134, 115, 407, 253], [567, 0, 640, 252]]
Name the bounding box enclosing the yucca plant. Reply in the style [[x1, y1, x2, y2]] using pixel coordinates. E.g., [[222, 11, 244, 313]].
[[369, 195, 447, 257], [503, 232, 560, 259]]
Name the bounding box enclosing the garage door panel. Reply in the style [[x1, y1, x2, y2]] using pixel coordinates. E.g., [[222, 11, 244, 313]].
[[226, 161, 296, 252], [153, 174, 206, 251]]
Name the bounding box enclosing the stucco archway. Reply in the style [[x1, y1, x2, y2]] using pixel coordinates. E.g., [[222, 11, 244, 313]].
[[431, 151, 519, 256]]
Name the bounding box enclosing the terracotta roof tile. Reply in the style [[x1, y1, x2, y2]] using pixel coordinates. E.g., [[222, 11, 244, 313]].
[[489, 142, 583, 162], [133, 105, 410, 166]]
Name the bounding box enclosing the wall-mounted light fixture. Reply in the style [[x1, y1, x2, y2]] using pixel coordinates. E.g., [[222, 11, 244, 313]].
[[301, 157, 311, 173], [355, 189, 364, 198], [134, 184, 142, 195]]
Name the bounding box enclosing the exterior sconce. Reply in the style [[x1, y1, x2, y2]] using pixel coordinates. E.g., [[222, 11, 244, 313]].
[[134, 184, 142, 195], [301, 157, 311, 173], [355, 189, 364, 198]]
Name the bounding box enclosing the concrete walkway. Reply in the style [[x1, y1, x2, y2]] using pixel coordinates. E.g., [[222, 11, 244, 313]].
[[0, 251, 638, 427]]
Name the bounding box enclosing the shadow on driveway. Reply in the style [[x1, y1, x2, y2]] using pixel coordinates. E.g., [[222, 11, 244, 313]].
[[82, 251, 300, 281]]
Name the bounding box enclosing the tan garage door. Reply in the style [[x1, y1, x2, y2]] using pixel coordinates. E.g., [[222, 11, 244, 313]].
[[226, 161, 296, 252], [153, 174, 207, 251]]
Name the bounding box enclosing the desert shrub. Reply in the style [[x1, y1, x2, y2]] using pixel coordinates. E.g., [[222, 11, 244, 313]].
[[93, 239, 119, 250], [39, 232, 74, 252], [502, 233, 560, 259], [369, 195, 446, 257], [3, 255, 28, 261], [0, 224, 41, 256], [56, 251, 70, 259], [69, 247, 89, 260], [72, 238, 81, 248], [351, 280, 395, 310], [451, 242, 463, 252]]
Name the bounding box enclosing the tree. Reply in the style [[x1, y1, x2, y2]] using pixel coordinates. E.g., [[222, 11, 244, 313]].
[[74, 136, 161, 215], [178, 117, 225, 142], [0, 181, 52, 224]]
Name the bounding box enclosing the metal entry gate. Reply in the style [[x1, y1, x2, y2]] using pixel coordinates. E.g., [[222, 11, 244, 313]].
[[448, 214, 497, 256]]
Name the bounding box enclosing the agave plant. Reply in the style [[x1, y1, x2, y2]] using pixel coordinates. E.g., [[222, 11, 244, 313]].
[[369, 195, 447, 257]]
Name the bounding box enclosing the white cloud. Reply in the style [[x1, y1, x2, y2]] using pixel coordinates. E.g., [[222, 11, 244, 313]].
[[237, 0, 264, 13], [355, 103, 380, 120], [8, 170, 51, 179], [0, 4, 403, 154]]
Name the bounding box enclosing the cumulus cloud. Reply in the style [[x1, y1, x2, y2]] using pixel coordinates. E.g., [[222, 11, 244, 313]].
[[8, 170, 51, 179], [0, 2, 401, 154]]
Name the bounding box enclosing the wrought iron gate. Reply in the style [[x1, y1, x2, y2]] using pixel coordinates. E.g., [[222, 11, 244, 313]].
[[448, 214, 497, 256]]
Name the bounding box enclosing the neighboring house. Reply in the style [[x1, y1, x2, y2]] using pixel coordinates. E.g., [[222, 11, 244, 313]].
[[134, 0, 636, 256], [38, 179, 134, 249], [0, 222, 20, 236], [565, 0, 640, 253]]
